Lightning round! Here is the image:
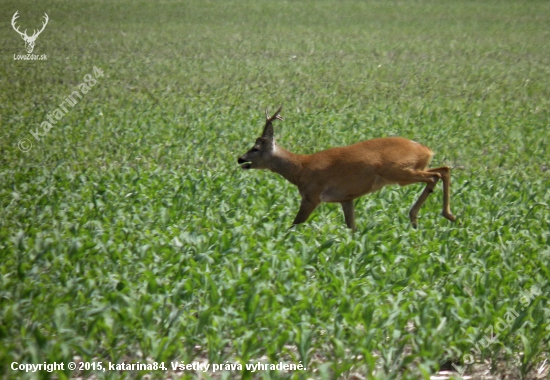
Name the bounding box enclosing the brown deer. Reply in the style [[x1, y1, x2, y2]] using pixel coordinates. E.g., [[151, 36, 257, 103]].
[[237, 106, 456, 231]]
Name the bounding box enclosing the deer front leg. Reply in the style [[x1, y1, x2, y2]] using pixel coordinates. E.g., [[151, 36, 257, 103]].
[[341, 200, 356, 232], [291, 197, 320, 228]]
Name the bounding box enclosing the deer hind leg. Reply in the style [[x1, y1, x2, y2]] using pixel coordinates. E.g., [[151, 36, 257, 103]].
[[340, 200, 356, 232], [396, 170, 441, 186], [409, 177, 439, 228], [428, 166, 456, 223], [408, 167, 456, 228], [291, 197, 320, 228]]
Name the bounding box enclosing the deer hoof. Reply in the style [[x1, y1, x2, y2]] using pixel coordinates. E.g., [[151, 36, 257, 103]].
[[442, 212, 456, 222]]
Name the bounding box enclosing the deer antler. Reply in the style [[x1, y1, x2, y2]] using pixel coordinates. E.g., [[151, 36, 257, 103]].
[[11, 11, 49, 40], [11, 11, 26, 38], [261, 105, 284, 139], [265, 105, 284, 123], [30, 13, 49, 38]]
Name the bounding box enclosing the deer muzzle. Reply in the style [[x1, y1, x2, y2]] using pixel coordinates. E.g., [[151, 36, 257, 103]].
[[237, 157, 251, 169]]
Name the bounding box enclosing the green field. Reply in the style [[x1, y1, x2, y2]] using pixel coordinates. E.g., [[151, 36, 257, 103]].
[[1, 0, 550, 379]]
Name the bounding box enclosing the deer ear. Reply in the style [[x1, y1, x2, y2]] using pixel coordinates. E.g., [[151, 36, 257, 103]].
[[261, 121, 274, 139]]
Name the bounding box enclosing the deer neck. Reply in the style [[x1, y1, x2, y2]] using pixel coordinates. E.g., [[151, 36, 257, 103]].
[[267, 144, 304, 186]]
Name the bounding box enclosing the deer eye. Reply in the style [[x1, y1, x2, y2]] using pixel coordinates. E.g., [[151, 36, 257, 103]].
[[251, 148, 259, 153]]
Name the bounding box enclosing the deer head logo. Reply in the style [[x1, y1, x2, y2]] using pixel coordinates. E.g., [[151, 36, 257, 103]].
[[11, 11, 49, 54]]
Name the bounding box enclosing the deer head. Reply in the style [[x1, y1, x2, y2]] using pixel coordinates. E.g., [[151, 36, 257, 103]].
[[12, 11, 49, 54], [238, 105, 284, 170]]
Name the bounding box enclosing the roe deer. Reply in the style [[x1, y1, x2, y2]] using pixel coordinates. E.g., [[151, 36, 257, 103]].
[[237, 105, 456, 231]]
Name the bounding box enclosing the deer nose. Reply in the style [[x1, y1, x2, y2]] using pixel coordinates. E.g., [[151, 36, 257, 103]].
[[238, 157, 246, 164]]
